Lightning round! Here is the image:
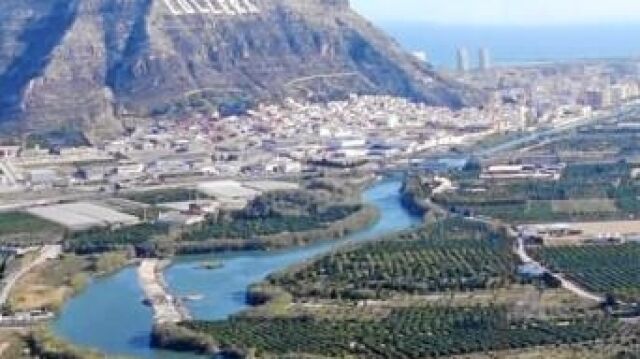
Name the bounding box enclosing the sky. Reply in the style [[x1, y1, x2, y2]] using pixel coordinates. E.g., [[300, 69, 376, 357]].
[[351, 0, 640, 25]]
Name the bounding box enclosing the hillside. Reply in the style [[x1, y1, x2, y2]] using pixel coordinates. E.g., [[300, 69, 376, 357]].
[[0, 0, 483, 139]]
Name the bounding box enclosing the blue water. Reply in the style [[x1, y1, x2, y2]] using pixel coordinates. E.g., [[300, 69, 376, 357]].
[[378, 22, 640, 68], [53, 178, 421, 358]]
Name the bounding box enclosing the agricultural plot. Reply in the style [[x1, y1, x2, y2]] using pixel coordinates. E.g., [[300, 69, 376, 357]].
[[0, 212, 63, 244], [532, 243, 640, 303], [123, 188, 205, 205], [0, 212, 61, 237], [182, 306, 617, 358], [434, 162, 640, 223], [271, 219, 517, 299], [551, 199, 617, 214], [530, 131, 640, 162]]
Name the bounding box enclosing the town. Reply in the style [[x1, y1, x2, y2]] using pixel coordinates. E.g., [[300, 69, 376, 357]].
[[2, 59, 639, 200]]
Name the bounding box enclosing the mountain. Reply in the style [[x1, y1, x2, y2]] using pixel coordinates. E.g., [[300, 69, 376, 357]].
[[0, 0, 483, 139]]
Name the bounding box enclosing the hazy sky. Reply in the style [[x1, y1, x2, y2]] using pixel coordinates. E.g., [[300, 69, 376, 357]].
[[351, 0, 640, 25]]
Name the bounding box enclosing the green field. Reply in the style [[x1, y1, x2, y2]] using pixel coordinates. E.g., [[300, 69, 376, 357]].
[[532, 243, 640, 303], [270, 219, 517, 299], [180, 306, 617, 358], [550, 199, 618, 214], [123, 188, 206, 205], [0, 212, 62, 237]]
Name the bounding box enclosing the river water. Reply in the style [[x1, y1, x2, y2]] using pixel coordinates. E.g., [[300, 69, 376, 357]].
[[52, 178, 421, 358]]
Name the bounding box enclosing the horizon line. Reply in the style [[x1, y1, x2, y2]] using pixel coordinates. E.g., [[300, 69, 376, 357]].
[[367, 19, 640, 28]]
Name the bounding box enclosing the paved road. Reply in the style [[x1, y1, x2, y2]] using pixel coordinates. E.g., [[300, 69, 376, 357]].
[[472, 215, 604, 303], [437, 192, 605, 304], [0, 245, 62, 306], [514, 236, 603, 303]]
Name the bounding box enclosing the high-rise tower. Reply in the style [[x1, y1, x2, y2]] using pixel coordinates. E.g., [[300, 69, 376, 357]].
[[479, 48, 491, 71], [457, 47, 470, 73]]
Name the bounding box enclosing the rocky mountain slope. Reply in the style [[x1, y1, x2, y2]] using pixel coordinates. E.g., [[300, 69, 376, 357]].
[[0, 0, 483, 138]]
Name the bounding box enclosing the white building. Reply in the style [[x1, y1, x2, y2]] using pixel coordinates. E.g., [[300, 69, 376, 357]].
[[479, 48, 491, 71]]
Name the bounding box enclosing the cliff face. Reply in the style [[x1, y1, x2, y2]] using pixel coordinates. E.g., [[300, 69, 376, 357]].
[[0, 0, 483, 138]]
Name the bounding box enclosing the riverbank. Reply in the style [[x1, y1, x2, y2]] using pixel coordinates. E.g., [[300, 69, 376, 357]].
[[32, 179, 379, 357], [0, 251, 135, 358], [172, 203, 379, 255], [8, 251, 133, 313], [52, 179, 421, 358]]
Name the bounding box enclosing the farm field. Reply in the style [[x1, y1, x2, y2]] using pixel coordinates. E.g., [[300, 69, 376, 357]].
[[432, 162, 640, 223], [550, 199, 617, 214], [0, 212, 63, 245], [122, 188, 206, 205], [523, 129, 640, 163], [270, 219, 517, 299], [180, 305, 617, 359], [0, 212, 61, 236], [532, 243, 640, 303]]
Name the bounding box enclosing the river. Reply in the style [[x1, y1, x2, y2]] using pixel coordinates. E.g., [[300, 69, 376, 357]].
[[52, 178, 421, 358]]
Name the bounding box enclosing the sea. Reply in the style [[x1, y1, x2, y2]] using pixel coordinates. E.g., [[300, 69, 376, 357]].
[[376, 22, 640, 69]]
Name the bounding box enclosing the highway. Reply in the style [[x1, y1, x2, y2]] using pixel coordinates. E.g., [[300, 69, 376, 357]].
[[0, 245, 62, 307], [475, 100, 640, 158]]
